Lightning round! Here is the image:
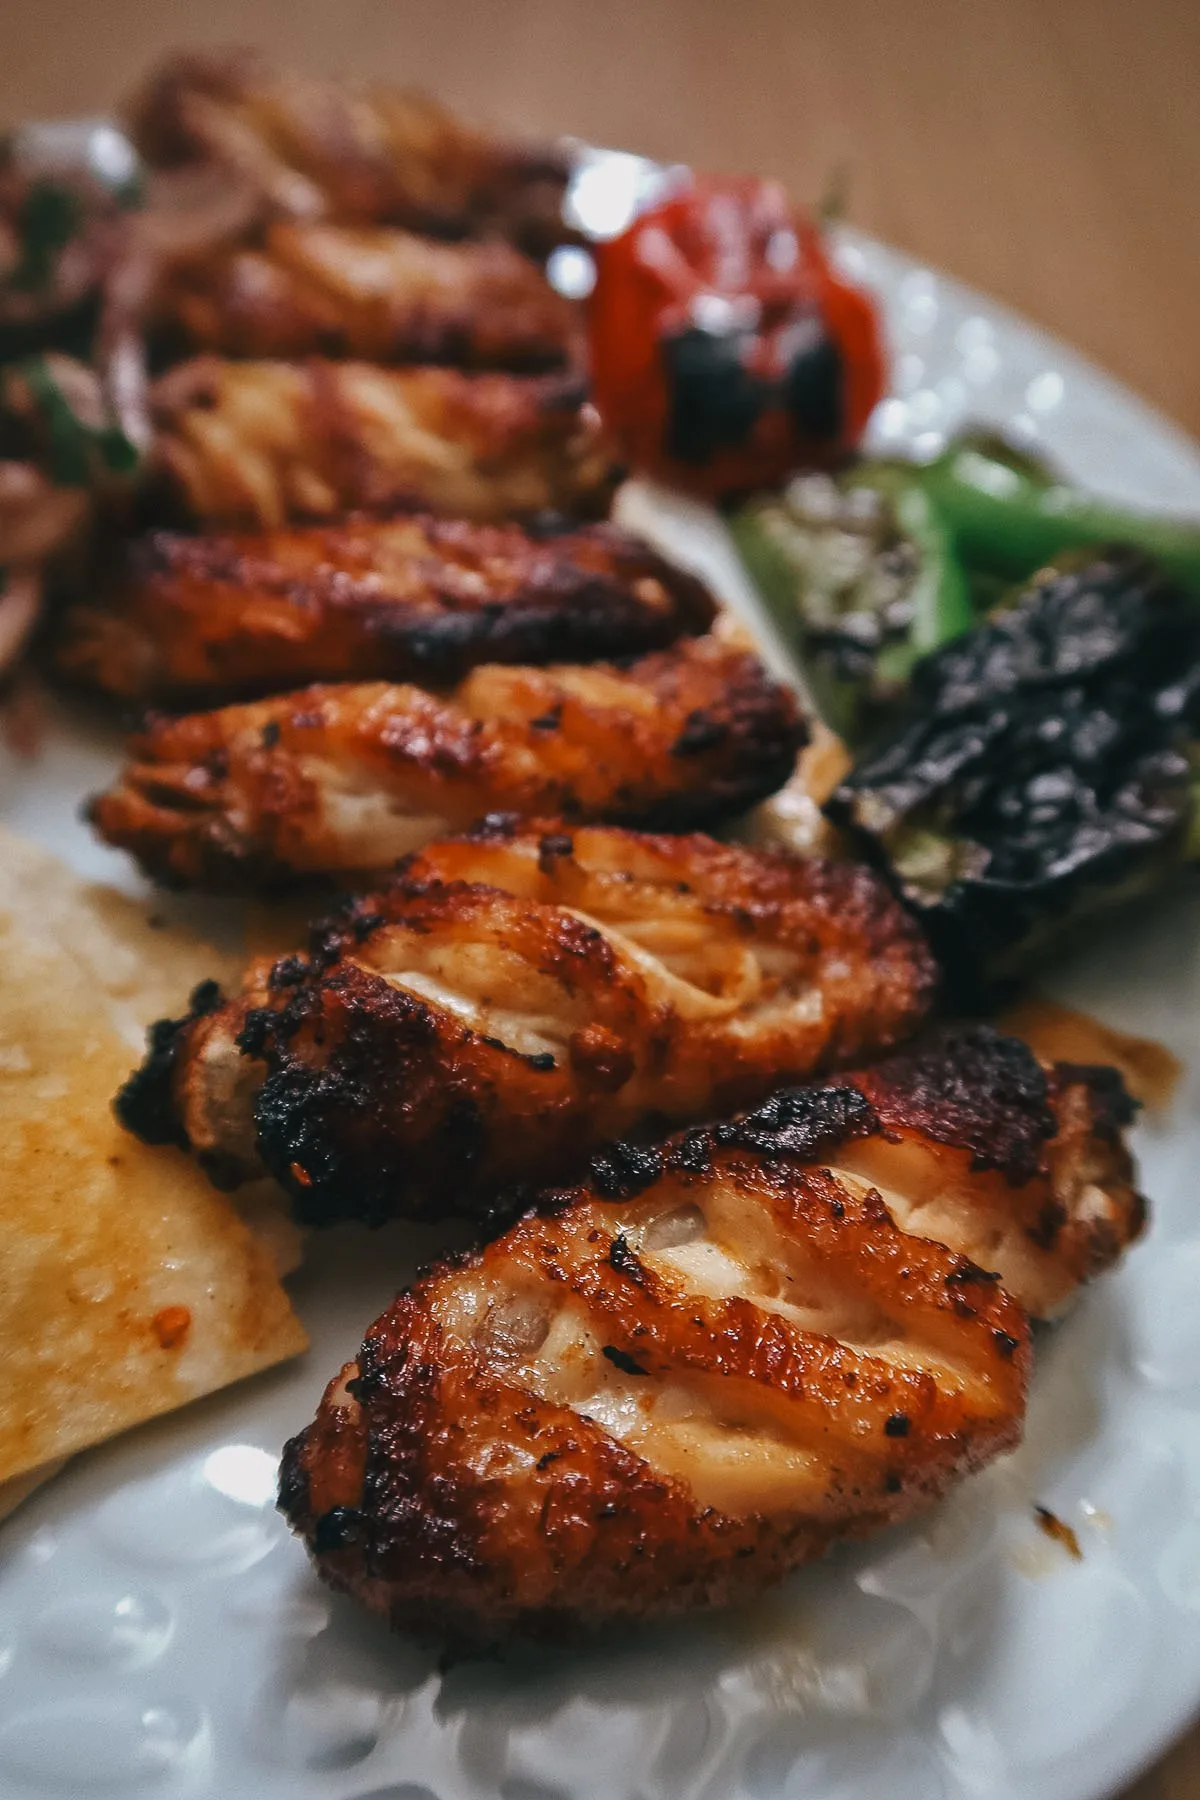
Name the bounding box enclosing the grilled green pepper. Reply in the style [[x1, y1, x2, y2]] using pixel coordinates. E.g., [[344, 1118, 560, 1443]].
[[732, 432, 1200, 747], [729, 465, 972, 743], [825, 548, 1200, 1001], [918, 432, 1200, 595]]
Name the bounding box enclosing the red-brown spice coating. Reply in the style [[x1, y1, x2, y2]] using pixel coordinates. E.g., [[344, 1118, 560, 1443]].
[[116, 821, 937, 1221], [838, 1029, 1146, 1317], [128, 48, 572, 253], [279, 1029, 1143, 1644], [57, 514, 713, 704], [277, 1075, 1035, 1644], [140, 360, 618, 531], [87, 636, 806, 889], [153, 222, 576, 369]]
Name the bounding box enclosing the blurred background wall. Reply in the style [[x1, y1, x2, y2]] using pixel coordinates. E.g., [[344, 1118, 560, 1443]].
[[3, 0, 1197, 438], [2, 0, 1197, 435]]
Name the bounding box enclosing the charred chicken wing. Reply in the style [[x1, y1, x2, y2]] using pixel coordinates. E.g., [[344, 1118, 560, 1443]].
[[129, 49, 571, 253], [278, 1029, 1142, 1643], [117, 822, 936, 1219], [153, 222, 575, 369], [55, 514, 716, 704], [88, 638, 807, 889], [144, 360, 617, 528]]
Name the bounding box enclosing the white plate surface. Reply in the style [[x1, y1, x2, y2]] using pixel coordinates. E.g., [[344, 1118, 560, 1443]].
[[1, 233, 1200, 1800]]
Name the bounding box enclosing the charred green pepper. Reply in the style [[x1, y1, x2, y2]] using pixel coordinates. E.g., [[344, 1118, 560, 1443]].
[[729, 465, 973, 742], [732, 432, 1200, 747], [825, 548, 1200, 1001]]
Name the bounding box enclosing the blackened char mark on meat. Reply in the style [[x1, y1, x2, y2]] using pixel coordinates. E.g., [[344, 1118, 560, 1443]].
[[712, 1084, 879, 1164], [855, 1026, 1057, 1187], [584, 1086, 880, 1205], [114, 978, 225, 1148], [589, 1139, 664, 1200], [1052, 1061, 1140, 1140]]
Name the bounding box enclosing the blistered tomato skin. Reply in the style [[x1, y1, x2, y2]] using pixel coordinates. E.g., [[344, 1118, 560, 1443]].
[[588, 176, 886, 498]]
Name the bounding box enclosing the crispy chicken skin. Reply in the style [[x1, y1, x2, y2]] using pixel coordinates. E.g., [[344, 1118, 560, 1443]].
[[55, 515, 716, 705], [88, 638, 807, 889], [128, 49, 571, 252], [835, 1031, 1144, 1319], [143, 360, 618, 529], [278, 1030, 1142, 1645], [116, 822, 937, 1219], [153, 223, 575, 369]]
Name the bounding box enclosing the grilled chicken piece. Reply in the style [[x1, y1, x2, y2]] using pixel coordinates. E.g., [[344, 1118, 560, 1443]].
[[55, 515, 716, 705], [128, 49, 571, 253], [830, 1030, 1144, 1320], [117, 821, 936, 1219], [280, 1026, 1141, 1645], [143, 360, 617, 529], [88, 638, 807, 889], [153, 222, 575, 369]]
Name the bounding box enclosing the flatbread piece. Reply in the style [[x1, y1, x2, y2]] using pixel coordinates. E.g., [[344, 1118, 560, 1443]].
[[0, 827, 307, 1496]]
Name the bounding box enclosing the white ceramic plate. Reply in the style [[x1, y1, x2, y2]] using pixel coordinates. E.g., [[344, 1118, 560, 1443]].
[[2, 231, 1200, 1800]]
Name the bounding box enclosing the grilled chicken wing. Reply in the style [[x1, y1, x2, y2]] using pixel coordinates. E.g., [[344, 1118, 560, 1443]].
[[153, 222, 575, 369], [143, 359, 617, 529], [88, 638, 807, 889], [129, 49, 571, 253], [117, 821, 936, 1219], [55, 515, 716, 705], [833, 1032, 1144, 1319], [279, 1027, 1141, 1643]]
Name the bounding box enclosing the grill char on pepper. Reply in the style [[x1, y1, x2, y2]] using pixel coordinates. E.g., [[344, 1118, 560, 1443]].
[[826, 548, 1200, 998]]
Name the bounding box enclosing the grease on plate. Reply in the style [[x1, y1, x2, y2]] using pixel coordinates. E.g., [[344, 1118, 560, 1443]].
[[1000, 996, 1182, 1112], [1034, 1506, 1083, 1562]]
